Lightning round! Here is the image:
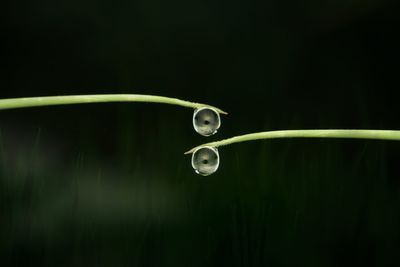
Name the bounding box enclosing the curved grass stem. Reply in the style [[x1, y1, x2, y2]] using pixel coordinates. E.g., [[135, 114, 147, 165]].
[[184, 129, 400, 154], [0, 94, 227, 114]]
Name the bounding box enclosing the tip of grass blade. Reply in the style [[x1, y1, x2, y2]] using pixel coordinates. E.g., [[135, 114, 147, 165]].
[[217, 107, 228, 115], [184, 147, 198, 155], [202, 105, 227, 115]]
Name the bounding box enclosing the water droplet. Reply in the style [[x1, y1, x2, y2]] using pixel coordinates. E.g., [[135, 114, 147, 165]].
[[191, 146, 220, 176], [193, 107, 220, 136]]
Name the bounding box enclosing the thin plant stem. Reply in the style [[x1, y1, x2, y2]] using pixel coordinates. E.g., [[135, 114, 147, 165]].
[[185, 129, 400, 154], [0, 94, 227, 114]]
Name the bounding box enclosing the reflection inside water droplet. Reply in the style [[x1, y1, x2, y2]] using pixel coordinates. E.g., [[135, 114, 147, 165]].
[[193, 107, 220, 136], [191, 146, 220, 176]]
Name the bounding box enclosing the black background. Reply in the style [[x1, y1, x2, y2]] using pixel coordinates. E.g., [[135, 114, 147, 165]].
[[1, 1, 400, 266]]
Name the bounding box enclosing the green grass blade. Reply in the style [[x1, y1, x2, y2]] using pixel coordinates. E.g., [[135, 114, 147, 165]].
[[185, 129, 400, 154], [0, 94, 227, 114]]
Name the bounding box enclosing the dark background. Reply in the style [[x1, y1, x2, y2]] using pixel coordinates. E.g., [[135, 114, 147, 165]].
[[1, 0, 400, 266]]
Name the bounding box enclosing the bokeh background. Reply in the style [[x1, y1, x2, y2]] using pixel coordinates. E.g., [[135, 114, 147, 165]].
[[2, 0, 400, 266]]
